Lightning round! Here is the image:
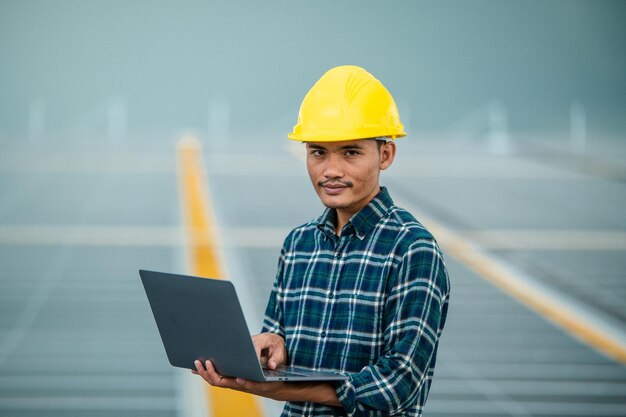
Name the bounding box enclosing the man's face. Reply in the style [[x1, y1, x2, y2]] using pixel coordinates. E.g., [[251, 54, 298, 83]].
[[306, 139, 395, 218]]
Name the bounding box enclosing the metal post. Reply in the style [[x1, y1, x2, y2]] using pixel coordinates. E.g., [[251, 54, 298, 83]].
[[570, 101, 586, 155], [208, 97, 231, 150], [487, 100, 510, 155], [28, 96, 45, 147], [107, 96, 128, 145]]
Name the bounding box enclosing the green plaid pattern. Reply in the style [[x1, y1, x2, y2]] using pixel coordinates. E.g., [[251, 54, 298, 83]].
[[263, 187, 450, 417]]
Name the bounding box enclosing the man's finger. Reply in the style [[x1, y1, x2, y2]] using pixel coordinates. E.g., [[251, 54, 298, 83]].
[[194, 360, 205, 374], [205, 360, 227, 386], [267, 347, 286, 369]]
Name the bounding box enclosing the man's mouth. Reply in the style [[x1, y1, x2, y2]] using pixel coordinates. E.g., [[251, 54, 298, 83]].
[[319, 180, 352, 195]]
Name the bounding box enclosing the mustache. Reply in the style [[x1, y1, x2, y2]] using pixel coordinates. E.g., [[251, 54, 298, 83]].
[[319, 179, 353, 187]]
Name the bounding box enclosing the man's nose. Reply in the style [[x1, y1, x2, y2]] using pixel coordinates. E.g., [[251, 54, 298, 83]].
[[323, 154, 344, 178]]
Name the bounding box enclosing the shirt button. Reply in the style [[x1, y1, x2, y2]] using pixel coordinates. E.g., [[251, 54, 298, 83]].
[[335, 251, 341, 257], [328, 292, 334, 299], [321, 331, 327, 338]]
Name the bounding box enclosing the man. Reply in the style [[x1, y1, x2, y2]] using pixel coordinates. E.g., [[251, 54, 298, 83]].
[[193, 65, 450, 416]]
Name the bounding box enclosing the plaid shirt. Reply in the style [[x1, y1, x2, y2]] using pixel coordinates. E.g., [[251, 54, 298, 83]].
[[262, 187, 450, 417]]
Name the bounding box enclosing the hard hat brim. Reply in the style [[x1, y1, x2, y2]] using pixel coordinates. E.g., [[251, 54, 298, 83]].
[[288, 129, 406, 143]]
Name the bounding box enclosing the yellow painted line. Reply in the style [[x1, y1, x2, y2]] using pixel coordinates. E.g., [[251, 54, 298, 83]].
[[398, 201, 626, 364], [176, 135, 264, 417]]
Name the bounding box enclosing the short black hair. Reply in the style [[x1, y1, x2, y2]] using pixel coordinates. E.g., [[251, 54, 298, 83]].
[[373, 138, 391, 151]]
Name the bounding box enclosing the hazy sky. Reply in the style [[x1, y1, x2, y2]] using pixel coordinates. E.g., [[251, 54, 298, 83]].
[[1, 0, 625, 139]]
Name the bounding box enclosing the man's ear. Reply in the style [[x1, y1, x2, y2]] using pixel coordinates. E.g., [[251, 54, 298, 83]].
[[379, 141, 396, 171]]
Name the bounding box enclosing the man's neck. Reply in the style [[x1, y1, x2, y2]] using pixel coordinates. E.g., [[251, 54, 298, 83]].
[[333, 186, 382, 236], [334, 210, 353, 236]]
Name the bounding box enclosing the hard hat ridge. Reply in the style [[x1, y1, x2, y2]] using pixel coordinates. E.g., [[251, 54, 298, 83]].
[[288, 65, 406, 142], [343, 66, 371, 105]]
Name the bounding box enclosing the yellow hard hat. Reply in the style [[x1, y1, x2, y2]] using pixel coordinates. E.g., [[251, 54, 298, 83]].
[[288, 65, 406, 142]]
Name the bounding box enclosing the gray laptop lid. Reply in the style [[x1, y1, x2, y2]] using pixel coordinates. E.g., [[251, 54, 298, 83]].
[[139, 270, 347, 382]]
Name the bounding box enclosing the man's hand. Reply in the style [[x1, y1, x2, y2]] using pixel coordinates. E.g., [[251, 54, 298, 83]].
[[252, 332, 287, 369], [190, 333, 341, 406], [189, 332, 288, 400], [192, 359, 291, 401], [191, 359, 341, 406]]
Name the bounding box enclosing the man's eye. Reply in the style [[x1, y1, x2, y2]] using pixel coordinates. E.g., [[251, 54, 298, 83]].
[[345, 150, 360, 157], [310, 150, 325, 157]]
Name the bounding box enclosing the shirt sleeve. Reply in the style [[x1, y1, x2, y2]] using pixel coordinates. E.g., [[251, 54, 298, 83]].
[[335, 239, 450, 416], [261, 246, 286, 338]]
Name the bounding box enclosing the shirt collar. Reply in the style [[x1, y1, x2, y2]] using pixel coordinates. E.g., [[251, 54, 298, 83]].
[[317, 187, 394, 240]]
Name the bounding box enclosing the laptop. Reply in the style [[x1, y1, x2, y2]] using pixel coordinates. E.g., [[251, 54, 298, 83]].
[[139, 270, 348, 382]]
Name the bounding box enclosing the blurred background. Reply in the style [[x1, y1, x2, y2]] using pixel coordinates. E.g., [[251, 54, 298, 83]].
[[1, 1, 625, 416]]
